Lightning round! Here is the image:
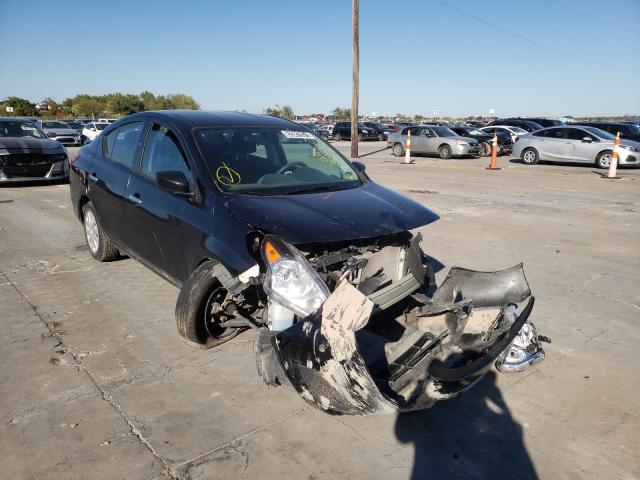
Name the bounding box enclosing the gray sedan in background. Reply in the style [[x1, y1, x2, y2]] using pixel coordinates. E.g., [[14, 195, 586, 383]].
[[512, 125, 640, 168], [36, 120, 81, 146], [387, 125, 481, 159]]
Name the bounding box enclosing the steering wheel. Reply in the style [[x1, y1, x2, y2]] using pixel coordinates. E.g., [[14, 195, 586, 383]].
[[276, 161, 308, 175]]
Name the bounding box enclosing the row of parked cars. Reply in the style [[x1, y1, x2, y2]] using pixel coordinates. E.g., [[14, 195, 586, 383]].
[[34, 118, 117, 146]]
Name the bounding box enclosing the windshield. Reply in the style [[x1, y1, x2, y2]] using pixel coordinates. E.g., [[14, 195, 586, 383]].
[[462, 128, 483, 135], [194, 127, 362, 195], [432, 126, 456, 137], [94, 123, 108, 130], [0, 121, 46, 139], [583, 126, 615, 140], [43, 121, 70, 129], [624, 124, 640, 135]]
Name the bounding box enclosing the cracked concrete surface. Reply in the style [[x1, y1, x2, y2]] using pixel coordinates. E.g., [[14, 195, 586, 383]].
[[1, 147, 639, 479]]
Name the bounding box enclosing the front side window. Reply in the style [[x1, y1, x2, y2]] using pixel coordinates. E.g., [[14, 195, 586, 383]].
[[103, 122, 144, 169], [534, 128, 564, 139], [141, 124, 192, 188], [565, 128, 591, 141], [194, 127, 361, 195]]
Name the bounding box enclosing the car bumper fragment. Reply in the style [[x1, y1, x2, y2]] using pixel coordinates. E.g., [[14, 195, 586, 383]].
[[268, 261, 545, 415]]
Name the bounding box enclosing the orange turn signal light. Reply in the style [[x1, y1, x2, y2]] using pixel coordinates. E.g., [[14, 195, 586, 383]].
[[264, 241, 281, 264]]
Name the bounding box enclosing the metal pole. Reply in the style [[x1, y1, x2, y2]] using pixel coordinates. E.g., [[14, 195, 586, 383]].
[[350, 0, 359, 159]]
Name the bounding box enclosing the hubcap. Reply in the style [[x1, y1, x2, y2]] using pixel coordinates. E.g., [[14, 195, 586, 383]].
[[524, 151, 535, 163], [84, 209, 99, 254], [600, 154, 612, 167]]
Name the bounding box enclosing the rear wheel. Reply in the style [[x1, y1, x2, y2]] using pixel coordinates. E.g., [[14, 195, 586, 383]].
[[393, 143, 405, 157], [439, 144, 452, 159], [480, 142, 492, 157], [596, 151, 613, 169], [175, 260, 243, 348], [82, 202, 119, 262], [378, 133, 385, 141], [334, 132, 342, 141], [522, 148, 539, 165]]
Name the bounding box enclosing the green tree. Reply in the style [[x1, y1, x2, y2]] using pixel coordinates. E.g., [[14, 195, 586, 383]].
[[70, 95, 106, 118], [263, 104, 295, 119], [108, 93, 144, 116], [168, 93, 199, 110], [1, 97, 38, 117], [331, 107, 351, 121]]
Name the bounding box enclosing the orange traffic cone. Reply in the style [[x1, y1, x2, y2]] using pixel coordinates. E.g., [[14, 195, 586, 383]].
[[486, 131, 501, 170], [404, 129, 414, 164], [602, 132, 622, 179]]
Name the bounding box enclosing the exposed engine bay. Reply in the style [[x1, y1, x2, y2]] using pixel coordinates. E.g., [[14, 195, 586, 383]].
[[212, 231, 547, 415]]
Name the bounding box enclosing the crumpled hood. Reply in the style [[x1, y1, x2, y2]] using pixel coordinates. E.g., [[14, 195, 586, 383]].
[[227, 182, 440, 244], [0, 137, 65, 154]]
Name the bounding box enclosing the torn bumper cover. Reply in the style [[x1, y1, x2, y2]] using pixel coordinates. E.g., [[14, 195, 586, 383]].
[[267, 262, 545, 415]]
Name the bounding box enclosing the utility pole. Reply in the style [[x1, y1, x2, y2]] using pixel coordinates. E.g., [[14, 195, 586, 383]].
[[351, 0, 359, 159]]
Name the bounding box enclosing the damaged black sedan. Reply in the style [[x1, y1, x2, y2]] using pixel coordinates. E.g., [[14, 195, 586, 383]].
[[69, 110, 545, 415]]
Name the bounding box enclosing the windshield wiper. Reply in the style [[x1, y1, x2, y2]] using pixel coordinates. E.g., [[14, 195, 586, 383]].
[[283, 185, 346, 195]]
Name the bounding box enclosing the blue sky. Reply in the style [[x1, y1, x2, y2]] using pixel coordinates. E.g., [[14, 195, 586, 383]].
[[1, 0, 639, 117]]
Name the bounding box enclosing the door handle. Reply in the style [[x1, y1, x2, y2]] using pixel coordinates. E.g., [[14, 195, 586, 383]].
[[88, 173, 98, 182], [128, 193, 142, 205]]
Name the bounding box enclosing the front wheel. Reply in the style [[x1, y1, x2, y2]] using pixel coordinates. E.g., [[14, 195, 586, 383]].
[[596, 151, 613, 169], [175, 260, 243, 348], [82, 202, 119, 262], [480, 142, 492, 157], [439, 145, 452, 159], [392, 143, 405, 157], [522, 148, 539, 165]]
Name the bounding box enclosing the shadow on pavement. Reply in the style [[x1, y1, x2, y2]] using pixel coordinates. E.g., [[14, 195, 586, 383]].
[[395, 371, 537, 480], [357, 146, 391, 158]]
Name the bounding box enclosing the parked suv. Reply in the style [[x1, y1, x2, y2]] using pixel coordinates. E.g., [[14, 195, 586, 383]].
[[572, 122, 640, 142], [68, 110, 544, 415], [332, 122, 378, 141], [363, 122, 395, 141], [489, 118, 543, 133]]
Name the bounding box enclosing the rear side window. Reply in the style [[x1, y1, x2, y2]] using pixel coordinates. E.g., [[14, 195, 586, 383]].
[[104, 122, 144, 169], [534, 128, 564, 139], [141, 124, 192, 188]]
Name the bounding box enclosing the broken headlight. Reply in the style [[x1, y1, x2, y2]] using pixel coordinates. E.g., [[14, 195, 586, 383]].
[[261, 235, 330, 318]]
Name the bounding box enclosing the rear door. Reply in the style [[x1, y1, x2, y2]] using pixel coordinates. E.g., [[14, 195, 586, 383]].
[[87, 121, 145, 247], [535, 127, 567, 160], [125, 121, 207, 284], [412, 127, 428, 152]]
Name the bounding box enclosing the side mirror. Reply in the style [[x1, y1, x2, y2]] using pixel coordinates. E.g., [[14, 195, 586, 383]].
[[352, 161, 366, 173], [582, 136, 593, 143], [156, 170, 192, 196], [46, 131, 57, 138]]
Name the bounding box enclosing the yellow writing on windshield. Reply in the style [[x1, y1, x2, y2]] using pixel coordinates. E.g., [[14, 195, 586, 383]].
[[216, 162, 241, 186]]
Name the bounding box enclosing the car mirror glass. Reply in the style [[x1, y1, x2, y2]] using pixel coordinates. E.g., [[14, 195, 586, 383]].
[[352, 161, 366, 173]]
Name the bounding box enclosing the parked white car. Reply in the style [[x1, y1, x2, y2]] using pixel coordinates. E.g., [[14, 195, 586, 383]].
[[81, 122, 109, 144], [480, 125, 528, 143]]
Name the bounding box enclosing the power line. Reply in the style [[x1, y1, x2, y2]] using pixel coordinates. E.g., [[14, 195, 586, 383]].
[[438, 0, 640, 76], [547, 0, 639, 34]]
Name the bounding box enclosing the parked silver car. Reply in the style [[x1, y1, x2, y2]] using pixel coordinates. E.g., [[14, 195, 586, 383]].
[[36, 120, 81, 146], [388, 125, 481, 159], [512, 126, 640, 168]]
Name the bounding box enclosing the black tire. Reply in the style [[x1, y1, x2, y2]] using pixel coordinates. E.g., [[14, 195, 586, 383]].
[[358, 133, 364, 142], [439, 144, 452, 159], [175, 260, 242, 348], [480, 142, 492, 157], [378, 133, 385, 141], [392, 143, 405, 157], [522, 148, 539, 165], [82, 202, 119, 262], [596, 150, 613, 169], [334, 132, 342, 141]]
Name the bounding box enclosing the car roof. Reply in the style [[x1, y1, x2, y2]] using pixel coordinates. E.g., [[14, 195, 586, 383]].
[[121, 110, 299, 129], [575, 121, 628, 126]]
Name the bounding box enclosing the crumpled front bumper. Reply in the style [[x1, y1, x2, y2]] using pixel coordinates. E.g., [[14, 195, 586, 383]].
[[264, 263, 545, 415]]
